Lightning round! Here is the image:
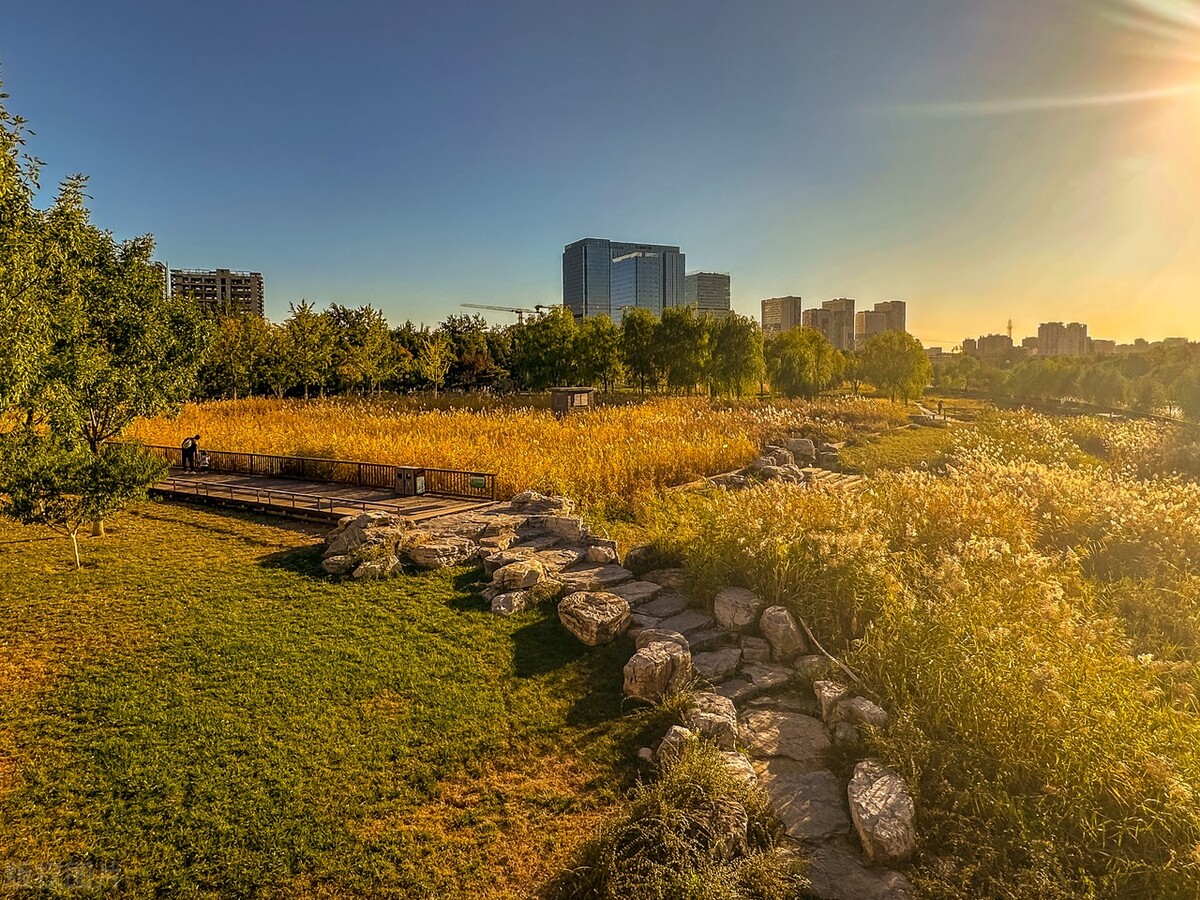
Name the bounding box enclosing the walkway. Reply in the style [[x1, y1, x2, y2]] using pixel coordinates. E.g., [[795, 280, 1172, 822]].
[[152, 469, 496, 523]]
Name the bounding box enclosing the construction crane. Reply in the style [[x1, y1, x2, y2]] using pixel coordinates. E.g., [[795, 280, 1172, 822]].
[[460, 303, 556, 324]]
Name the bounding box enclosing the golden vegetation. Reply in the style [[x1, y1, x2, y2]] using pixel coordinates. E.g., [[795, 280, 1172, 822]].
[[125, 395, 911, 516]]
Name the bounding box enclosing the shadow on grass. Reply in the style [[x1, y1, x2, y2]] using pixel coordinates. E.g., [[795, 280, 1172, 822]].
[[259, 544, 328, 578]]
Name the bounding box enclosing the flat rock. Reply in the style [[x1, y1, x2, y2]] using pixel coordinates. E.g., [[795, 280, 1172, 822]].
[[490, 590, 528, 616], [481, 547, 535, 577], [719, 751, 758, 787], [714, 677, 756, 703], [558, 591, 631, 646], [406, 537, 478, 569], [746, 692, 818, 715], [741, 636, 771, 666], [692, 648, 742, 682], [743, 664, 793, 692], [608, 580, 663, 605], [534, 547, 587, 572], [760, 766, 850, 843], [805, 845, 913, 900], [626, 612, 662, 641], [492, 558, 547, 591], [688, 628, 739, 652], [642, 568, 688, 591], [635, 629, 689, 653], [639, 591, 690, 619], [657, 608, 714, 636], [559, 564, 635, 593], [740, 709, 831, 766]]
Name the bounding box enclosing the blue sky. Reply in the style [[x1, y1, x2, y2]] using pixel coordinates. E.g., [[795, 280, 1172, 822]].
[[4, 0, 1198, 343]]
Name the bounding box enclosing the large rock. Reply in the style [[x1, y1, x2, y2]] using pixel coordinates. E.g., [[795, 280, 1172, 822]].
[[719, 751, 758, 787], [740, 709, 831, 767], [558, 591, 631, 646], [623, 640, 691, 702], [351, 554, 402, 579], [839, 696, 889, 729], [635, 629, 689, 653], [534, 548, 587, 572], [848, 760, 917, 866], [321, 555, 354, 576], [406, 536, 478, 569], [686, 692, 739, 749], [814, 681, 849, 721], [713, 587, 765, 631], [691, 647, 742, 682], [559, 564, 635, 593], [585, 545, 617, 564], [324, 511, 401, 556], [481, 547, 534, 577], [741, 636, 771, 666], [492, 559, 547, 591], [656, 724, 695, 766], [786, 437, 817, 462], [490, 590, 528, 616], [541, 515, 587, 543], [759, 606, 808, 660], [759, 764, 851, 843], [805, 845, 913, 900]]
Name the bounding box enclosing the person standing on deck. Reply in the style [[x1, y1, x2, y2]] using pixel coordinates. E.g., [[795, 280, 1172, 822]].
[[181, 434, 201, 472]]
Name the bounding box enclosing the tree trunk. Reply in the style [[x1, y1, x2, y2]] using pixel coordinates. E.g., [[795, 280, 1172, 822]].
[[91, 520, 105, 537], [70, 530, 82, 570]]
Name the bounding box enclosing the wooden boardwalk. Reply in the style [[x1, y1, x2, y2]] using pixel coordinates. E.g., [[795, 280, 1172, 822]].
[[151, 469, 496, 523]]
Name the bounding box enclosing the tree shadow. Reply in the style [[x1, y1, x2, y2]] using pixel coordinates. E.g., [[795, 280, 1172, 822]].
[[258, 545, 327, 578]]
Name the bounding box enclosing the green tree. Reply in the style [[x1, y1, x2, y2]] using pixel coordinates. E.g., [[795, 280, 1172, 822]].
[[260, 324, 298, 399], [708, 313, 764, 397], [283, 300, 335, 399], [767, 327, 839, 399], [199, 307, 270, 400], [657, 306, 710, 394], [576, 314, 623, 393], [511, 307, 576, 389], [327, 304, 395, 395], [416, 332, 454, 396], [859, 330, 933, 402], [0, 433, 165, 569], [621, 308, 659, 394]]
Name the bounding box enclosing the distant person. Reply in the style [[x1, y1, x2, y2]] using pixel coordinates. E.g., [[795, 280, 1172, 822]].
[[198, 450, 211, 471], [937, 399, 944, 420], [181, 433, 201, 472]]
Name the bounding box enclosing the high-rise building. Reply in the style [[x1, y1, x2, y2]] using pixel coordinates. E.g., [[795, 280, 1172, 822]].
[[761, 296, 803, 336], [854, 300, 907, 346], [1037, 321, 1088, 357], [170, 268, 265, 317], [684, 272, 731, 317], [802, 298, 856, 350], [963, 333, 1013, 356], [562, 238, 685, 320]]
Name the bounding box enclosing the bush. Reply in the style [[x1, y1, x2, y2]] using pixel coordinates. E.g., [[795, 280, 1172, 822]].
[[543, 742, 804, 900]]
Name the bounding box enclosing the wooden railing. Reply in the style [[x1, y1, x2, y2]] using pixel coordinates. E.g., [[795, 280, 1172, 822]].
[[156, 477, 400, 515], [137, 445, 496, 500]]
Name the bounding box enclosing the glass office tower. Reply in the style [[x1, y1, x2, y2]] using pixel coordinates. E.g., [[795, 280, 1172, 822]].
[[562, 238, 685, 320]]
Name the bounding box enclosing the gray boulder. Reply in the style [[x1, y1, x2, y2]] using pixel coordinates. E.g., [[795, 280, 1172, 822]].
[[406, 536, 478, 569], [849, 760, 917, 866], [759, 606, 808, 660], [759, 765, 851, 843], [351, 554, 402, 580], [635, 629, 689, 653], [806, 845, 913, 900], [558, 591, 631, 646], [741, 636, 771, 666], [624, 640, 691, 702], [642, 568, 688, 591], [686, 692, 739, 749], [740, 709, 831, 767], [713, 587, 765, 631], [490, 590, 529, 616], [814, 681, 849, 721], [839, 696, 889, 729], [492, 558, 547, 591], [691, 647, 742, 682], [656, 724, 695, 766]]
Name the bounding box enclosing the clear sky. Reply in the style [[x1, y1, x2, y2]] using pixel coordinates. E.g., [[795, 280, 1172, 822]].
[[3, 0, 1198, 344]]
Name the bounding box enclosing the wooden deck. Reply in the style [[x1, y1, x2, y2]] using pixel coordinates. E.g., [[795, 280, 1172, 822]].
[[151, 469, 496, 523]]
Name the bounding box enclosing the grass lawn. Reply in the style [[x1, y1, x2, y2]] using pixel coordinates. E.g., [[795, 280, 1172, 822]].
[[0, 502, 659, 899], [839, 423, 961, 475]]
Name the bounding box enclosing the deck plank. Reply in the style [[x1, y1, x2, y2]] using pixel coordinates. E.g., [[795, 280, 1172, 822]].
[[151, 468, 495, 523]]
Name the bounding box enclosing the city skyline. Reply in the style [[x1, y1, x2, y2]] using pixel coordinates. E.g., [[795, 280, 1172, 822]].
[[4, 0, 1198, 343]]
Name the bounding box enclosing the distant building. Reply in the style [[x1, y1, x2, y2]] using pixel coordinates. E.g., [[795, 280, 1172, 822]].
[[962, 337, 978, 354], [1021, 336, 1039, 351], [171, 268, 265, 317], [854, 300, 907, 346], [684, 272, 731, 317], [562, 238, 685, 320], [761, 296, 804, 336], [1037, 322, 1088, 357], [976, 333, 1013, 356], [802, 298, 856, 351], [1091, 339, 1116, 355]]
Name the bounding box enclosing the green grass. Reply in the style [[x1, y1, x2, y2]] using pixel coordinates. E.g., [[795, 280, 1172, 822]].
[[0, 503, 660, 899], [838, 423, 961, 475]]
